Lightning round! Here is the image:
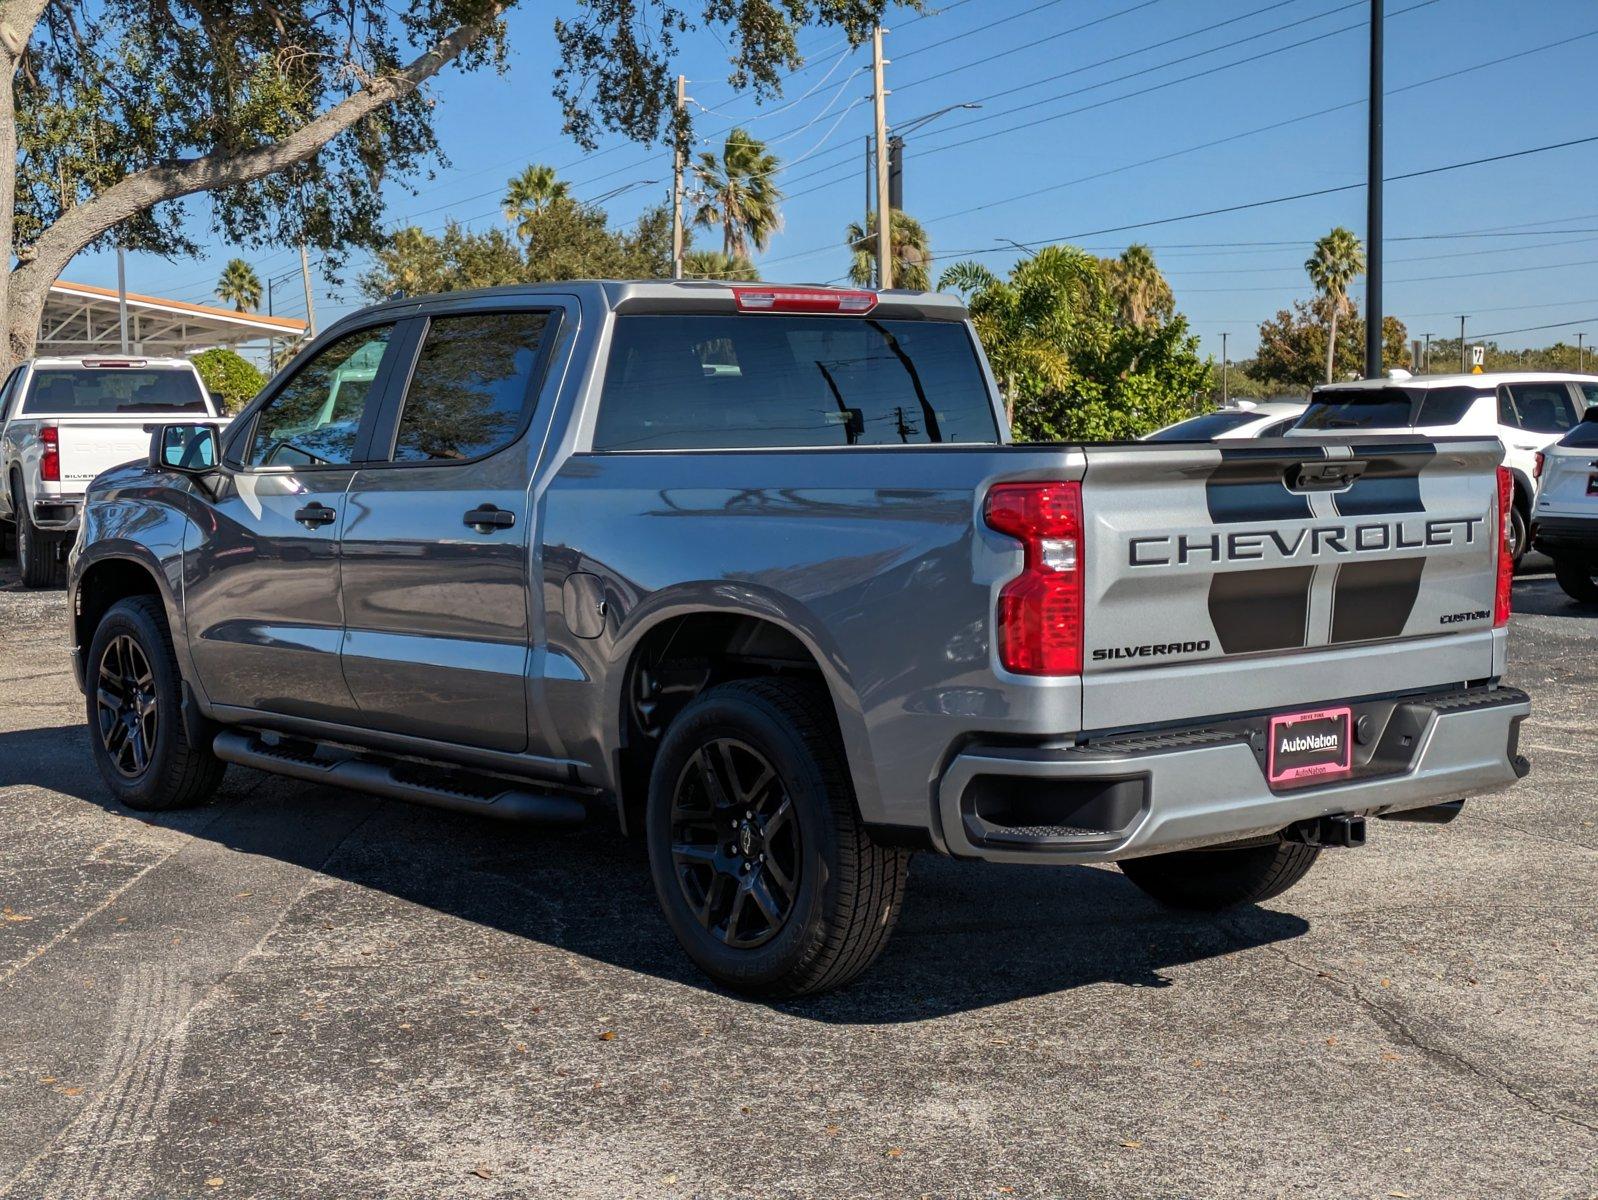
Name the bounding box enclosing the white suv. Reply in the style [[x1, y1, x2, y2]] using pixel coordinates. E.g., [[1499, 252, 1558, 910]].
[[1533, 410, 1598, 603], [1292, 372, 1594, 563]]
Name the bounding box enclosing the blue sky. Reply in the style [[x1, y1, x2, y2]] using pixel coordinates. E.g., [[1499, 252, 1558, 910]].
[[63, 0, 1598, 361]]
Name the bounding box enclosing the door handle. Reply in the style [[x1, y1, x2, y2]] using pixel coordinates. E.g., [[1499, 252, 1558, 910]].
[[463, 505, 515, 531], [293, 502, 337, 528]]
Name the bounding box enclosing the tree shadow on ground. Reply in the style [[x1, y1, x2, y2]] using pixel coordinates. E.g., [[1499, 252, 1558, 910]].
[[2, 721, 1311, 1023]]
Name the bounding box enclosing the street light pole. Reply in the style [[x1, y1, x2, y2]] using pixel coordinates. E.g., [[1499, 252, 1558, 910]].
[[1222, 332, 1229, 405], [1364, 0, 1384, 379], [872, 25, 892, 290]]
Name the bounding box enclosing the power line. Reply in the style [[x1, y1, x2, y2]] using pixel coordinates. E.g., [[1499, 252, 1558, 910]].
[[770, 0, 1440, 214], [957, 132, 1598, 253]]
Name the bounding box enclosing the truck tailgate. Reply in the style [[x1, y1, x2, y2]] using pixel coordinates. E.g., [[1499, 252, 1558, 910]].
[[1077, 437, 1503, 730], [57, 420, 162, 489]]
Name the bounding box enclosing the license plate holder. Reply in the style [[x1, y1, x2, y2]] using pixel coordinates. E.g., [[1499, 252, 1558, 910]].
[[1268, 706, 1353, 786]]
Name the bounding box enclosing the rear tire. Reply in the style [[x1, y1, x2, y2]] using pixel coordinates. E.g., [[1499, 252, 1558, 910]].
[[86, 595, 225, 811], [12, 478, 62, 588], [1553, 557, 1598, 605], [1119, 840, 1321, 911], [1508, 502, 1529, 569], [645, 678, 911, 998]]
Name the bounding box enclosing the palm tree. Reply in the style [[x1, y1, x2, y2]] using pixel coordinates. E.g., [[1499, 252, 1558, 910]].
[[691, 128, 782, 259], [1108, 243, 1173, 329], [215, 258, 262, 312], [1305, 226, 1366, 382], [937, 245, 1102, 432], [682, 250, 760, 281], [503, 165, 570, 240], [846, 210, 933, 291]]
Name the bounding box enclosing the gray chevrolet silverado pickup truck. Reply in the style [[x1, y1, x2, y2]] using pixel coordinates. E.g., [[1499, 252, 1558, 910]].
[[68, 281, 1531, 997]]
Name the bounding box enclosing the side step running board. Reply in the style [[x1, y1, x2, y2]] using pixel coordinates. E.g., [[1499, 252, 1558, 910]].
[[212, 730, 588, 826]]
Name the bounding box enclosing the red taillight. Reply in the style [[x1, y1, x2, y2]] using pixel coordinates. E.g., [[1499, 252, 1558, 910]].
[[1494, 466, 1513, 628], [984, 481, 1084, 675], [40, 424, 60, 483], [731, 286, 877, 315], [1533, 451, 1545, 480]]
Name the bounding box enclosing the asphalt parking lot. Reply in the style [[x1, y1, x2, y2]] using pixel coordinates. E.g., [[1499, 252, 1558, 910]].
[[0, 562, 1593, 1200]]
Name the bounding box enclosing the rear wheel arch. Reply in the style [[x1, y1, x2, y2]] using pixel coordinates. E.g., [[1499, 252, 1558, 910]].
[[612, 608, 868, 835]]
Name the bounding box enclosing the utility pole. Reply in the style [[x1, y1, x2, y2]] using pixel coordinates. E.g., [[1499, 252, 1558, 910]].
[[1459, 315, 1467, 373], [1221, 332, 1229, 405], [115, 244, 130, 354], [1364, 0, 1384, 378], [1423, 331, 1432, 374], [672, 74, 687, 280], [864, 136, 875, 288], [299, 244, 317, 338], [872, 25, 892, 291], [1578, 331, 1586, 373]]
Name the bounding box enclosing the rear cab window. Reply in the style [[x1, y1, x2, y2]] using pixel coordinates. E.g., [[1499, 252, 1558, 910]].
[[592, 314, 1000, 450], [22, 366, 210, 416]]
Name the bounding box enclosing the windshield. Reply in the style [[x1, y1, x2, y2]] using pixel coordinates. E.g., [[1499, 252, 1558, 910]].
[[23, 367, 208, 415], [1146, 411, 1260, 441], [593, 314, 1000, 450]]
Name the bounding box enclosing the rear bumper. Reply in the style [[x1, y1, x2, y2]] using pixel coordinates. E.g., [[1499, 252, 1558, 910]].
[[935, 685, 1530, 865], [1533, 515, 1598, 559]]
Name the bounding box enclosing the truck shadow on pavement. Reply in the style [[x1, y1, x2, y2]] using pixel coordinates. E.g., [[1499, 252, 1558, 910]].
[[2, 721, 1310, 1022]]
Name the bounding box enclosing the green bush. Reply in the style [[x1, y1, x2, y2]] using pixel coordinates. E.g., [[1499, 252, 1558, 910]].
[[192, 348, 266, 414]]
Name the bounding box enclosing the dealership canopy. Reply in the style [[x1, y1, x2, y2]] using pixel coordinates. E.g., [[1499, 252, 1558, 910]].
[[39, 280, 308, 356]]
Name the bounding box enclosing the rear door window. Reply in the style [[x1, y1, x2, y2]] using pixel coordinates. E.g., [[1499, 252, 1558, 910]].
[[388, 311, 554, 462], [1505, 382, 1580, 434], [1297, 387, 1417, 431], [1145, 411, 1259, 441], [22, 367, 208, 415], [1414, 386, 1489, 426], [593, 314, 999, 450]]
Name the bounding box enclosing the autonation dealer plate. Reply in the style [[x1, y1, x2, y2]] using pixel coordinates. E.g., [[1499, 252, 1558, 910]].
[[1267, 706, 1352, 786]]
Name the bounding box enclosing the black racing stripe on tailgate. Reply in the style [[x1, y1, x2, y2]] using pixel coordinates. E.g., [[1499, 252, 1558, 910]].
[[1331, 445, 1435, 517], [1206, 446, 1317, 525], [1330, 558, 1426, 642], [1207, 566, 1315, 653]]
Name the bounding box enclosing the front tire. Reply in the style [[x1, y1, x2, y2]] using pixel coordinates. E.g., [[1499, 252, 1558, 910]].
[[1119, 840, 1321, 911], [1552, 557, 1598, 604], [86, 595, 225, 811], [645, 678, 910, 998], [12, 478, 62, 588]]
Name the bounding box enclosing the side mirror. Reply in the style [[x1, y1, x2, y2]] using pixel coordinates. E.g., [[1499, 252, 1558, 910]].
[[150, 423, 219, 474]]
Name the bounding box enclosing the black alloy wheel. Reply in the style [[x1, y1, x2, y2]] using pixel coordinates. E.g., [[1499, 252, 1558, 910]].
[[85, 595, 225, 811], [95, 633, 159, 778], [668, 737, 801, 949], [644, 679, 911, 998]]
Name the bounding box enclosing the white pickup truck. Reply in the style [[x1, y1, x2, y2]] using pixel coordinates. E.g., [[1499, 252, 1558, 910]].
[[1, 355, 223, 586]]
